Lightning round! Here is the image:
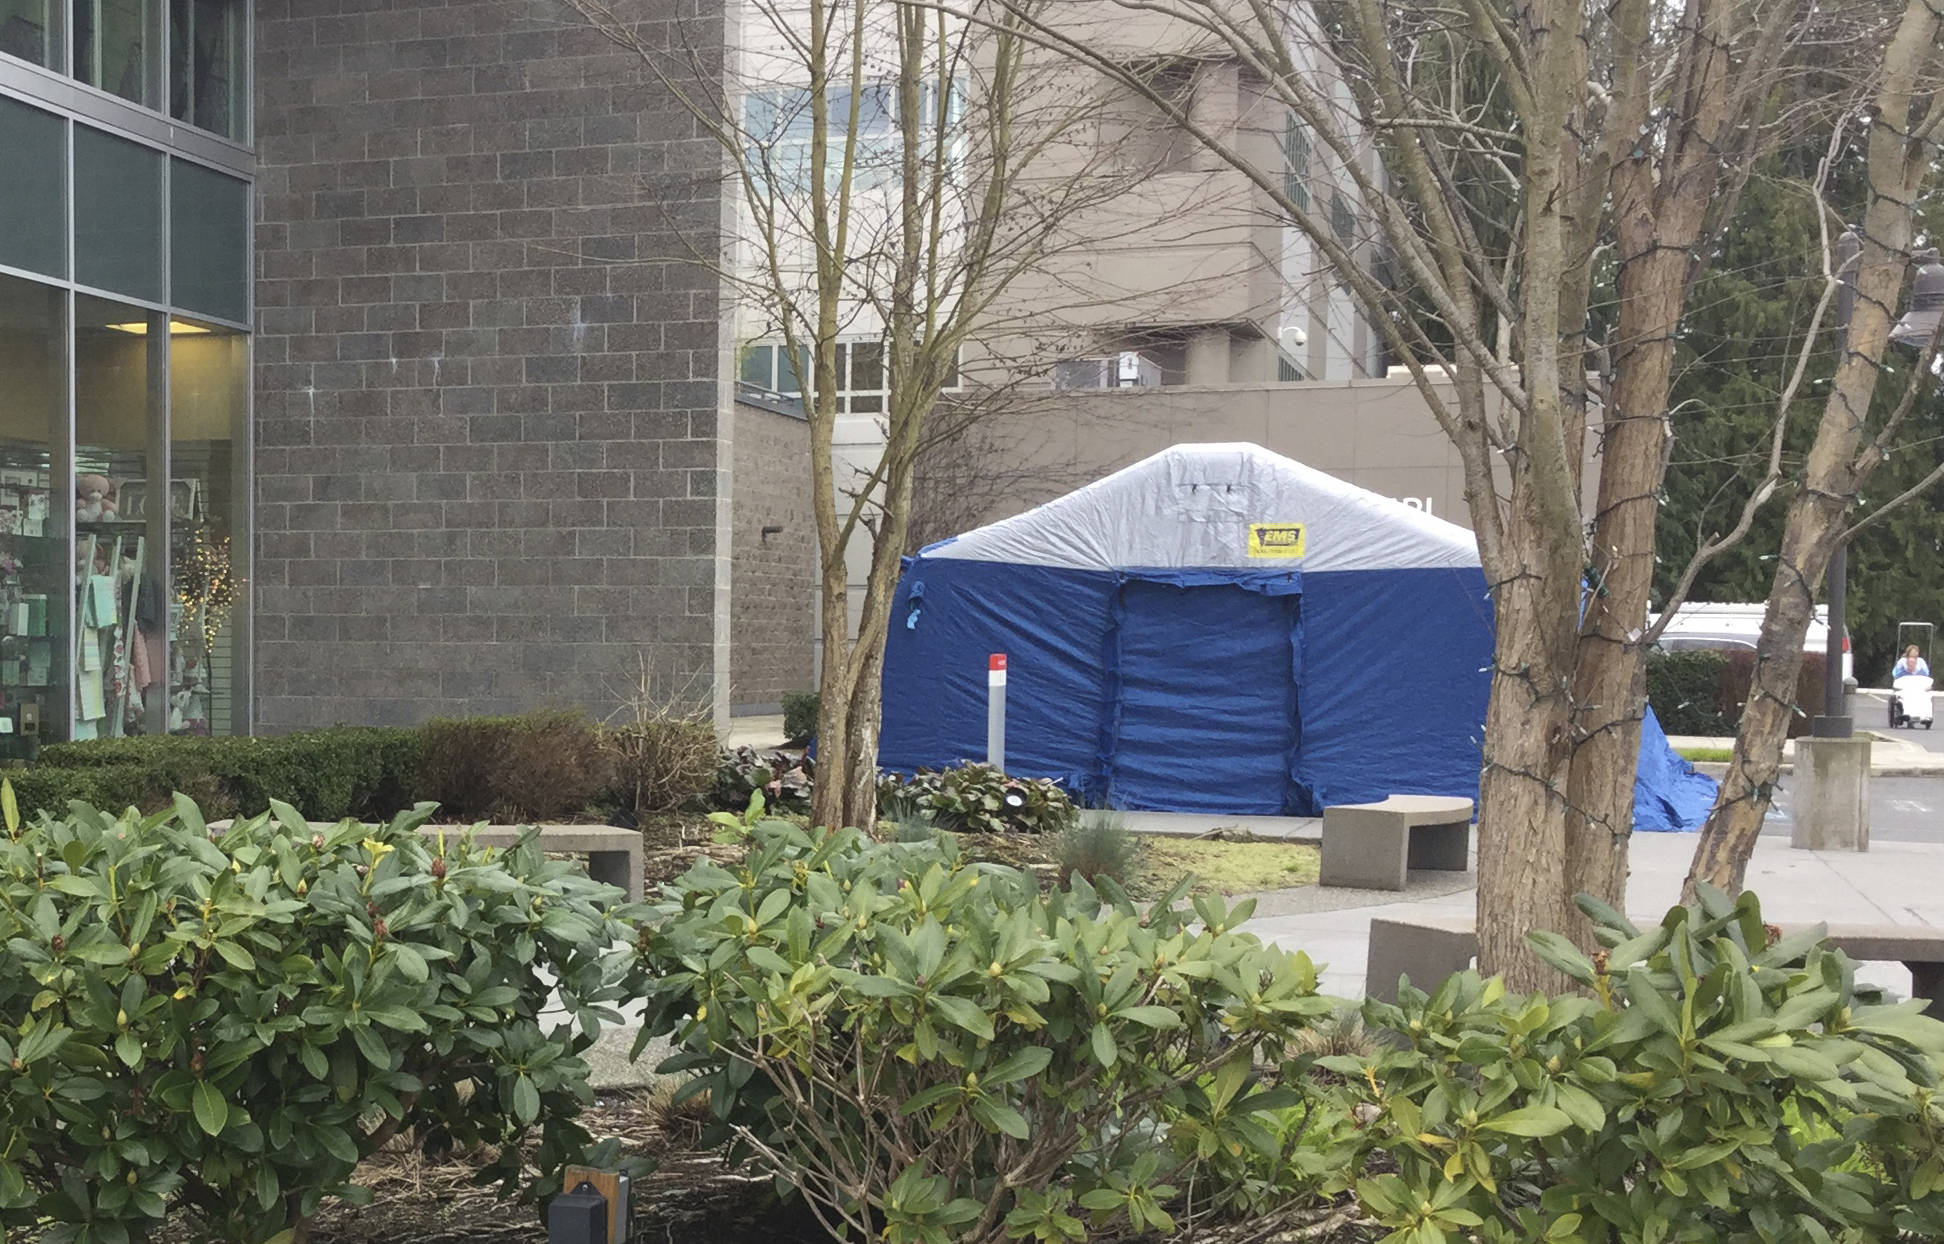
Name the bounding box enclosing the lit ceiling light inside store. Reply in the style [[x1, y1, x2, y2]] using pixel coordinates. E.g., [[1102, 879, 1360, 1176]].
[[105, 321, 213, 336]]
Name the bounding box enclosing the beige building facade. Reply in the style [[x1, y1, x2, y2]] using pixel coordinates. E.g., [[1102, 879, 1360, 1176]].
[[926, 376, 1494, 539]]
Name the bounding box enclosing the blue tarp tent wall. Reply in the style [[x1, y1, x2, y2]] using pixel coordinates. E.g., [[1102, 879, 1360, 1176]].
[[879, 443, 1717, 829]]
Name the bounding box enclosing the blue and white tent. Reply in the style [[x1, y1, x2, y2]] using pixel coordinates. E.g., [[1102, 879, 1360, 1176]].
[[879, 442, 1716, 829]]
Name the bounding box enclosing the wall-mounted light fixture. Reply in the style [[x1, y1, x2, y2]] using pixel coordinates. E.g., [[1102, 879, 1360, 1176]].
[[761, 524, 784, 541]]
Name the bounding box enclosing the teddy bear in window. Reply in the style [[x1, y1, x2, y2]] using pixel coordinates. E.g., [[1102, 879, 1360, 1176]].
[[76, 474, 118, 523]]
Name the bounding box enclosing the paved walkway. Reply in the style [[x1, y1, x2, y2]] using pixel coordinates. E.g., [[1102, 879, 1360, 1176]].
[[1247, 831, 1944, 1000], [725, 713, 789, 749], [1670, 729, 1944, 777], [582, 831, 1944, 1086]]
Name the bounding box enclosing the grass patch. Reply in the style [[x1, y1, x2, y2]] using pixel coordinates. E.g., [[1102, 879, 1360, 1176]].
[[1141, 839, 1321, 896], [1677, 746, 1734, 762]]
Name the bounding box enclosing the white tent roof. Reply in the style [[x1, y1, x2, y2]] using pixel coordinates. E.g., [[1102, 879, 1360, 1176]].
[[926, 443, 1480, 573]]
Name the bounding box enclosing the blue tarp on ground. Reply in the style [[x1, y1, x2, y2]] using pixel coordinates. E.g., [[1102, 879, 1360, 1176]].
[[879, 443, 1717, 830], [1632, 703, 1721, 832]]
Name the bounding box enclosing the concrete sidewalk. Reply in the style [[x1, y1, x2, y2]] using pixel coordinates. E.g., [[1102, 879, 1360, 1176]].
[[1247, 831, 1944, 1000], [1670, 730, 1944, 777], [725, 713, 789, 749]]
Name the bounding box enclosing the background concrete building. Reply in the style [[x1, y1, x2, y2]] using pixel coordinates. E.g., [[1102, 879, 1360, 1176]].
[[723, 0, 1401, 679]]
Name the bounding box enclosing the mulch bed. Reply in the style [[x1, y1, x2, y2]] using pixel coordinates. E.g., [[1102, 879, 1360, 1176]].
[[142, 1094, 830, 1244], [290, 1086, 1372, 1243]]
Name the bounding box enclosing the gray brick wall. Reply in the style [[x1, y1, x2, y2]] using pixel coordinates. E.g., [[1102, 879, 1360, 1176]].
[[251, 0, 730, 729], [729, 401, 814, 711]]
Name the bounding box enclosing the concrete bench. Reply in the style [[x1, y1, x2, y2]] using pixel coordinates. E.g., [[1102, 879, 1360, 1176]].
[[439, 825, 644, 902], [1365, 915, 1944, 1016], [210, 819, 644, 902], [1320, 795, 1473, 891]]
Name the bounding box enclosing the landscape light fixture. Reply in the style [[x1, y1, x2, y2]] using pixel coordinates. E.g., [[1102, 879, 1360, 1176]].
[[547, 1181, 609, 1244]]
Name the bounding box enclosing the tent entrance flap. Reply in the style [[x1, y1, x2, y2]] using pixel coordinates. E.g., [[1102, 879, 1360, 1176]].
[[1105, 582, 1302, 814]]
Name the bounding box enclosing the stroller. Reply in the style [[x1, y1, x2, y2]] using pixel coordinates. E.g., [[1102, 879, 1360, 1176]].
[[1891, 673, 1935, 729]]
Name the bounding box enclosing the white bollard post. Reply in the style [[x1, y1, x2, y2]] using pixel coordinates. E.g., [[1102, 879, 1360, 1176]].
[[987, 653, 1006, 772]]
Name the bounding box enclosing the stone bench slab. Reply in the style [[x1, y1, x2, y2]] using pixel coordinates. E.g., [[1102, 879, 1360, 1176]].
[[1366, 914, 1944, 1015], [210, 819, 643, 902], [1321, 796, 1474, 892]]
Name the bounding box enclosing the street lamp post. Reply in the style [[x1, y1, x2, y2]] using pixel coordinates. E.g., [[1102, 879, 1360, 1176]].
[[1813, 229, 1864, 739], [1813, 241, 1943, 740]]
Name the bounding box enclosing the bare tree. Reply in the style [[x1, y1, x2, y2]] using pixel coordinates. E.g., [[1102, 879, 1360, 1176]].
[[978, 0, 1889, 987], [1687, 0, 1944, 894], [562, 0, 1222, 830]]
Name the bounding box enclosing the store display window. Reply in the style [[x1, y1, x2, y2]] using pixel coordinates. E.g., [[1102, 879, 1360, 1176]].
[[0, 94, 250, 748]]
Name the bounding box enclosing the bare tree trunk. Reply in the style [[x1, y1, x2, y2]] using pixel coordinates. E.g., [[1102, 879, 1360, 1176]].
[[1468, 0, 1590, 990], [1685, 541, 1821, 894], [1476, 513, 1580, 991], [1687, 0, 1940, 893], [1565, 0, 1737, 916]]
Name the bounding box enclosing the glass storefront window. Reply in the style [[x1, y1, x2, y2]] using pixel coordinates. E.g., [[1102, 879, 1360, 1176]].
[[0, 95, 67, 279], [166, 319, 242, 735], [168, 0, 241, 140], [0, 86, 250, 740], [0, 274, 70, 755], [6, 2, 246, 142], [72, 0, 152, 106], [73, 293, 159, 738], [0, 0, 61, 70], [74, 124, 164, 303], [169, 158, 247, 323]]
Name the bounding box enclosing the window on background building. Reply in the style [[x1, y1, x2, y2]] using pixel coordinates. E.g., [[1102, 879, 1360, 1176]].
[[0, 0, 60, 68], [837, 340, 884, 413], [739, 339, 962, 414], [169, 0, 243, 139], [1283, 115, 1310, 211], [73, 0, 152, 106], [1330, 192, 1356, 251], [738, 340, 803, 398], [1330, 192, 1358, 289], [0, 273, 69, 756], [742, 78, 965, 195]]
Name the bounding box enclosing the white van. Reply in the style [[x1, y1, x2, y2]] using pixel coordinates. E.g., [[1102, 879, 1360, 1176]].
[[1649, 602, 1854, 686]]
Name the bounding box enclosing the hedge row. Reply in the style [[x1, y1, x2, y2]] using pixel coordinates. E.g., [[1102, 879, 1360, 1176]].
[[5, 709, 715, 824], [1647, 647, 1829, 739]]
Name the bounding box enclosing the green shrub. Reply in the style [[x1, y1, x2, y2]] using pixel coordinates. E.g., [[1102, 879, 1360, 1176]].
[[711, 745, 812, 814], [0, 792, 644, 1243], [1048, 811, 1144, 886], [631, 815, 1332, 1244], [1646, 648, 1734, 736], [24, 728, 426, 824], [879, 789, 944, 843], [419, 710, 611, 822], [2, 761, 187, 821], [605, 716, 718, 816], [877, 764, 1076, 835], [1321, 888, 1944, 1242], [781, 691, 819, 743]]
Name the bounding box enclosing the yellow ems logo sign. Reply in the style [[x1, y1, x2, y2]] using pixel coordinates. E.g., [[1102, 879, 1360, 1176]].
[[1248, 523, 1306, 558]]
